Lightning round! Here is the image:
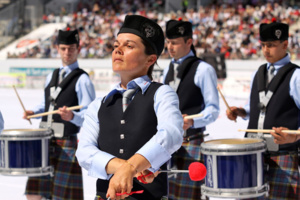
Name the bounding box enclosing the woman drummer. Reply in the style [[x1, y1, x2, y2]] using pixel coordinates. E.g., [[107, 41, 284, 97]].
[[76, 15, 184, 200]]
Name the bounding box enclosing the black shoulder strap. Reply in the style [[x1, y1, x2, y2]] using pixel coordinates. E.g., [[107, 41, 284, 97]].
[[257, 63, 267, 92], [48, 68, 60, 88], [177, 56, 201, 79], [59, 68, 87, 90], [257, 62, 297, 93], [164, 62, 175, 84], [268, 63, 297, 92]]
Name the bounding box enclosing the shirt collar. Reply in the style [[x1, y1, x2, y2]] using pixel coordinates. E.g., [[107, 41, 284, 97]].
[[171, 50, 194, 65], [60, 61, 79, 74], [267, 53, 290, 71], [103, 75, 152, 102]]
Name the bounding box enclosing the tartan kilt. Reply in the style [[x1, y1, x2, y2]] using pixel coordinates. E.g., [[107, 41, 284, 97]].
[[168, 137, 204, 200], [25, 136, 83, 200], [244, 152, 300, 200]]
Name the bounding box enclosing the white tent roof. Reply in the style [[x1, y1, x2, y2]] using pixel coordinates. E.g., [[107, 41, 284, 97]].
[[0, 23, 66, 59]]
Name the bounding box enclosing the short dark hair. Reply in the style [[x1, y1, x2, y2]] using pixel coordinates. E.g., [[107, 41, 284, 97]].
[[141, 38, 157, 80]]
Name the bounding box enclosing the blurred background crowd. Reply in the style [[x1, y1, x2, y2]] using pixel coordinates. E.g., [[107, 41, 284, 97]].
[[4, 0, 300, 60]]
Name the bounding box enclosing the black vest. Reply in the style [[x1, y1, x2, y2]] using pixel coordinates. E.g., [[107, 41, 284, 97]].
[[165, 56, 205, 136], [96, 82, 168, 200], [42, 68, 86, 137], [248, 62, 300, 151]]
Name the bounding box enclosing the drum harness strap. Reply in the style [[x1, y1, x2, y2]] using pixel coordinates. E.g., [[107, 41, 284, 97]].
[[183, 132, 209, 143], [256, 63, 296, 150], [47, 86, 62, 129], [165, 56, 200, 92]]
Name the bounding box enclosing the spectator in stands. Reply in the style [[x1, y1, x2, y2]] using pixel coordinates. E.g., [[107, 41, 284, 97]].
[[7, 2, 300, 60], [23, 29, 96, 200]]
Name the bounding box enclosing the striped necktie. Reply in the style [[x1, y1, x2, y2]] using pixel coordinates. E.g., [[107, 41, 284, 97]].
[[267, 64, 275, 84], [173, 62, 179, 80], [58, 68, 66, 84], [122, 88, 136, 112]]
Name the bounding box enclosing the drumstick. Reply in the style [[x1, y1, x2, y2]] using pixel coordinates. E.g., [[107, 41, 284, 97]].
[[13, 85, 32, 125], [238, 129, 300, 135], [184, 113, 203, 120], [217, 85, 236, 122], [27, 105, 83, 119]]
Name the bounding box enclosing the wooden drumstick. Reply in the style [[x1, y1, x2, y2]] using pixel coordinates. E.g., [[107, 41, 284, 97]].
[[13, 85, 32, 125], [238, 129, 300, 135], [217, 85, 236, 122], [27, 105, 83, 119], [184, 113, 203, 120]]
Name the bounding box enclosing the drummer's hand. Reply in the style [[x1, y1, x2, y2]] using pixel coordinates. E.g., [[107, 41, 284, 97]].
[[182, 114, 193, 130], [58, 106, 74, 121], [226, 106, 246, 121], [106, 162, 136, 200], [136, 169, 160, 184], [270, 127, 299, 144], [23, 110, 34, 120]]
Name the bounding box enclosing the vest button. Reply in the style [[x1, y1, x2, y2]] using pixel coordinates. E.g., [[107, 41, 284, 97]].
[[120, 134, 125, 139], [119, 149, 124, 154], [121, 120, 125, 124]]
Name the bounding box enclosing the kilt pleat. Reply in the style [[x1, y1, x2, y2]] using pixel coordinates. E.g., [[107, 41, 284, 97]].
[[244, 153, 300, 200], [25, 137, 83, 200], [168, 138, 204, 200]]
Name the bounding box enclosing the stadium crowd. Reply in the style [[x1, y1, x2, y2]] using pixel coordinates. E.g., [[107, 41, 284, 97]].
[[7, 1, 300, 60]]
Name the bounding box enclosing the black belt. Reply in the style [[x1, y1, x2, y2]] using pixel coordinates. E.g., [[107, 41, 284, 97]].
[[51, 134, 77, 141], [183, 133, 209, 143], [266, 150, 298, 157]]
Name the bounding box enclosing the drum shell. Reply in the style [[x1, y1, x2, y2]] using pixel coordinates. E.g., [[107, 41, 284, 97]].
[[0, 129, 53, 176], [201, 138, 268, 199]]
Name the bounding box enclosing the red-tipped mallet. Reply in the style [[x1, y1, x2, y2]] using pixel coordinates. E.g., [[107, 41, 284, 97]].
[[138, 162, 207, 182], [110, 163, 206, 199]]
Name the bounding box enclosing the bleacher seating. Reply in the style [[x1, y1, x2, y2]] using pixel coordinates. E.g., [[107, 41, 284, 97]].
[[2, 1, 300, 60]]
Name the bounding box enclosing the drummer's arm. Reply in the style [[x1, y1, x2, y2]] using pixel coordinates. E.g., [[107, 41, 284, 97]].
[[57, 106, 74, 121], [60, 74, 96, 125], [270, 127, 300, 144], [23, 73, 51, 120], [23, 95, 46, 119]]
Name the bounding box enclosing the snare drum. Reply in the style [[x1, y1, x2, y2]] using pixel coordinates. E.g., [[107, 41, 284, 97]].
[[0, 129, 53, 176], [201, 138, 269, 199]]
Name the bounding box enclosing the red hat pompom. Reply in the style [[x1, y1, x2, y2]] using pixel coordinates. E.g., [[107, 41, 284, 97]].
[[66, 27, 70, 31], [178, 17, 182, 21], [271, 17, 277, 23]]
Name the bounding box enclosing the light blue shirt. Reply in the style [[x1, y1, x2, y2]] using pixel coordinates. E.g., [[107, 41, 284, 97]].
[[163, 50, 220, 128], [244, 54, 300, 129], [76, 75, 184, 180], [33, 61, 96, 127], [0, 111, 4, 132]]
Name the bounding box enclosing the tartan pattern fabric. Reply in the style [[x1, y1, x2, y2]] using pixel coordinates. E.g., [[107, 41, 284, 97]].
[[244, 152, 300, 200], [25, 137, 83, 200], [95, 194, 169, 200], [168, 137, 204, 200]]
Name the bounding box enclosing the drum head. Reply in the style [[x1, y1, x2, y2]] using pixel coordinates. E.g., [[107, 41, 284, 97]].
[[0, 129, 52, 138], [205, 138, 262, 145], [201, 138, 266, 153]]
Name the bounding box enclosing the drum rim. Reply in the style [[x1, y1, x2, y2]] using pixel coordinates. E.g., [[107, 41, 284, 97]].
[[201, 138, 266, 151], [0, 129, 52, 138], [201, 183, 269, 198]]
